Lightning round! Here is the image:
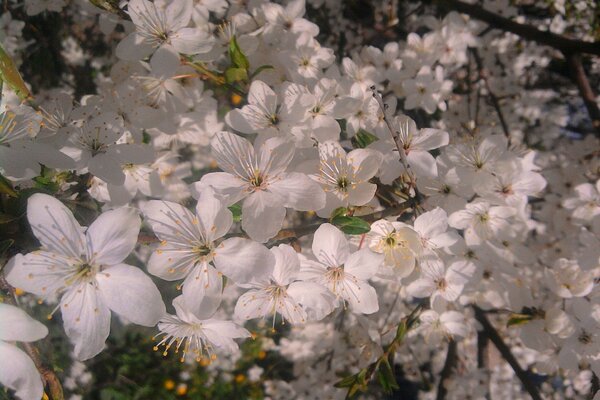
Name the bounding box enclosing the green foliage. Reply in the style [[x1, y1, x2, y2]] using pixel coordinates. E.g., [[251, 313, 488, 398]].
[[0, 43, 31, 100], [331, 215, 371, 235], [228, 203, 242, 222], [351, 129, 379, 149]]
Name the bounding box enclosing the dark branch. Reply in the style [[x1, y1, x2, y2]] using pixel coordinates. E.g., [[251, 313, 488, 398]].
[[435, 0, 600, 56], [473, 306, 543, 400], [566, 53, 600, 135], [436, 339, 458, 400]]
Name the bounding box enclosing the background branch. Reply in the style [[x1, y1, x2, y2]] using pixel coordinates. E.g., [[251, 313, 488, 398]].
[[473, 306, 542, 400]]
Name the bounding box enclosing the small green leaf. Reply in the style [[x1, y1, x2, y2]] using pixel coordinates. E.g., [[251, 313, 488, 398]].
[[331, 215, 370, 235], [33, 176, 59, 192], [334, 374, 357, 388], [142, 130, 151, 144], [351, 129, 378, 148], [228, 203, 242, 222], [378, 359, 399, 393], [225, 67, 248, 84], [0, 44, 31, 101], [507, 313, 534, 327], [250, 64, 274, 79], [228, 36, 249, 70], [330, 207, 348, 220], [0, 173, 18, 197]]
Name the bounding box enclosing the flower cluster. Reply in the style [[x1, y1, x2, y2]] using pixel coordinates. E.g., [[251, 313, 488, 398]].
[[0, 0, 598, 399]]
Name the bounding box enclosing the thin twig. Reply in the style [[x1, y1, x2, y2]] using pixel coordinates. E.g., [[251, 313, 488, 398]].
[[470, 48, 511, 141], [473, 306, 543, 400]]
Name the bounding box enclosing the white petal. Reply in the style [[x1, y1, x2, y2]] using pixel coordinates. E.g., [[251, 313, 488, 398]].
[[88, 152, 126, 185], [61, 282, 111, 361], [271, 244, 300, 285], [96, 264, 166, 326], [241, 191, 286, 243], [27, 193, 85, 258], [0, 342, 44, 400], [0, 303, 48, 342], [170, 28, 213, 54], [214, 237, 274, 285], [269, 172, 326, 211], [181, 263, 223, 319], [201, 319, 250, 353], [234, 290, 270, 321], [347, 148, 382, 181], [4, 252, 75, 299], [343, 278, 379, 314], [147, 245, 196, 280], [312, 223, 349, 266], [286, 281, 336, 321], [406, 279, 436, 298], [196, 172, 247, 206], [143, 200, 198, 244], [86, 207, 141, 265], [344, 249, 382, 280], [195, 186, 233, 241]]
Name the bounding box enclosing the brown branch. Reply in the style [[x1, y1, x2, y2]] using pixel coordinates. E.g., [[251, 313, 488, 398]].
[[473, 306, 543, 400], [436, 339, 458, 400], [435, 0, 600, 56], [470, 48, 511, 141], [566, 53, 600, 135], [0, 275, 64, 400]]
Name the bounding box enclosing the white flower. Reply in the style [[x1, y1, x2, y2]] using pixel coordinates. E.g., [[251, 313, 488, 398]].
[[143, 187, 275, 316], [5, 194, 166, 360], [235, 244, 334, 327], [116, 0, 213, 60], [298, 224, 383, 314], [413, 207, 460, 255], [545, 259, 594, 298], [562, 180, 600, 224], [448, 200, 516, 241], [197, 132, 325, 242], [154, 296, 250, 363], [0, 304, 48, 400], [407, 257, 473, 305], [224, 80, 310, 143], [312, 141, 382, 218], [418, 309, 467, 345], [368, 219, 422, 278], [0, 106, 74, 180]]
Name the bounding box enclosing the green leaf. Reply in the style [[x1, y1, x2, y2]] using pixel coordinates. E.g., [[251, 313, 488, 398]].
[[0, 173, 17, 197], [334, 374, 357, 388], [331, 215, 370, 235], [225, 67, 248, 84], [142, 130, 151, 144], [250, 64, 274, 79], [0, 44, 31, 101], [351, 129, 379, 148], [33, 176, 59, 192], [378, 359, 399, 393], [228, 203, 242, 222], [228, 36, 249, 70], [330, 207, 348, 220], [507, 313, 534, 327]]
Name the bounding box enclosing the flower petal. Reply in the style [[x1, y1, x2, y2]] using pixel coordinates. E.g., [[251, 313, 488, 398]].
[[214, 237, 274, 285], [0, 341, 44, 400], [86, 207, 141, 266], [61, 282, 111, 361], [96, 263, 166, 327], [0, 303, 48, 342], [312, 223, 349, 266], [27, 193, 85, 259]]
